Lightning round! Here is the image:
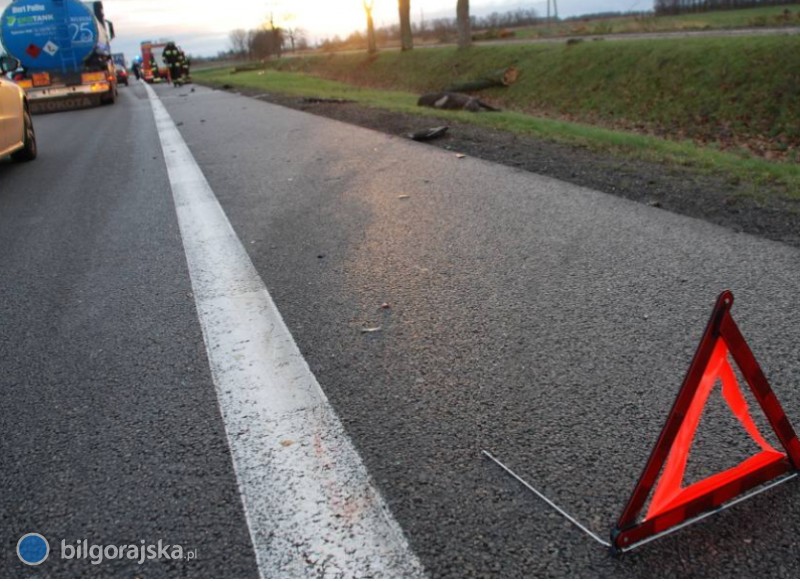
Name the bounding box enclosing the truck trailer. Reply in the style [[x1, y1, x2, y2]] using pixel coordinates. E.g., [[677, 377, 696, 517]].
[[0, 0, 118, 113]]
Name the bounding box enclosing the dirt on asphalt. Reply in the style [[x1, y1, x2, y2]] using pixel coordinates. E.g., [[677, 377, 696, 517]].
[[210, 85, 800, 250]]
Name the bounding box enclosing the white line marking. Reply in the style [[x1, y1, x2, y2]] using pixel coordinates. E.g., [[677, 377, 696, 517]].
[[144, 83, 423, 578]]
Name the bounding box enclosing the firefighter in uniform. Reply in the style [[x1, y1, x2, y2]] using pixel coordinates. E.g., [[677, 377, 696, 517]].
[[163, 42, 182, 85], [148, 54, 160, 81], [176, 49, 190, 84]]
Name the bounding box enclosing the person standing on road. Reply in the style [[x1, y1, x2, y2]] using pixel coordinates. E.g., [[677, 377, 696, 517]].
[[163, 41, 182, 86], [148, 54, 160, 81], [175, 48, 189, 84]]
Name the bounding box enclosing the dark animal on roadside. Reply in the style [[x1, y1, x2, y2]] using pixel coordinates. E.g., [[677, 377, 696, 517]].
[[417, 92, 500, 112]]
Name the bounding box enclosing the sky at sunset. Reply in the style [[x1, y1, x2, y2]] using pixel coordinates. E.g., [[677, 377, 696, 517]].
[[1, 0, 644, 62]]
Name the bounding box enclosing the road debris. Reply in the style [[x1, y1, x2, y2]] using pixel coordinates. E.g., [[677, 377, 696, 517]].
[[361, 327, 382, 334], [417, 92, 500, 112], [302, 97, 354, 104], [408, 126, 449, 141]]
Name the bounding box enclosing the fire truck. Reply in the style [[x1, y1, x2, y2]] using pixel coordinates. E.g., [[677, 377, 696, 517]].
[[139, 41, 170, 83]]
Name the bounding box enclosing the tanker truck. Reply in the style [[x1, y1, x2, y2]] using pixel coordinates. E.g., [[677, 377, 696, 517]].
[[0, 0, 118, 113]]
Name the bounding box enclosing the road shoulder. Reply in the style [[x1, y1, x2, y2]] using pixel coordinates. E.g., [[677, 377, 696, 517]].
[[211, 84, 800, 249]]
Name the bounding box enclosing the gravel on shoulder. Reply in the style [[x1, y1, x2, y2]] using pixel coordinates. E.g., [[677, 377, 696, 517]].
[[209, 85, 800, 250]]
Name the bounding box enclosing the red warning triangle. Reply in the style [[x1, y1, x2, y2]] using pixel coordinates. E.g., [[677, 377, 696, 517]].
[[612, 291, 800, 552]]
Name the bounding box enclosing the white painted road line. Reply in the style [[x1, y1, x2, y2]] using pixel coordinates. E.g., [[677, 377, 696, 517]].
[[144, 83, 423, 578]]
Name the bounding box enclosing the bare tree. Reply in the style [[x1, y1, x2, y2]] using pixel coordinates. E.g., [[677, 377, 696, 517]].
[[456, 0, 471, 49], [285, 27, 306, 52], [246, 29, 258, 58], [229, 28, 248, 58], [364, 0, 377, 54], [279, 12, 304, 53], [247, 28, 283, 59], [295, 35, 309, 51], [398, 0, 413, 50], [267, 12, 283, 58]]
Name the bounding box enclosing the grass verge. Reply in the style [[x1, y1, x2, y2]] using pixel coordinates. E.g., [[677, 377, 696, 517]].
[[193, 66, 800, 197], [512, 4, 800, 38]]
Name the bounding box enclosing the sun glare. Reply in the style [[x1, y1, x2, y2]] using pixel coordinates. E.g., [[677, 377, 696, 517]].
[[111, 0, 373, 40], [288, 0, 370, 38]]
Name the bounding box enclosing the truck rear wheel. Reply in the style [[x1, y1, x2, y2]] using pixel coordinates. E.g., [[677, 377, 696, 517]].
[[102, 84, 117, 105], [11, 107, 37, 162]]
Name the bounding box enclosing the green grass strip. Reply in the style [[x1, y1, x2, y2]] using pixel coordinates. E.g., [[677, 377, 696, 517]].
[[194, 67, 800, 197]]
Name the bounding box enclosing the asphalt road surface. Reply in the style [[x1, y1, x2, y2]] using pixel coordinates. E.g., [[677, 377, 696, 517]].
[[1, 81, 799, 578]]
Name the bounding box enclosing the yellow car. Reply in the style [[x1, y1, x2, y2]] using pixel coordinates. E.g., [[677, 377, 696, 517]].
[[0, 55, 37, 162]]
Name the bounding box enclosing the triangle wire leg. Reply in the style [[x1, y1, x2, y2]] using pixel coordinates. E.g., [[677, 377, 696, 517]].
[[482, 450, 611, 548]]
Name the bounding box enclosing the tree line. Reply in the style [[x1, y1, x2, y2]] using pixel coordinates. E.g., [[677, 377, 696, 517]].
[[655, 0, 795, 15], [228, 22, 309, 61], [227, 1, 481, 58], [229, 0, 793, 58], [363, 0, 475, 53], [318, 7, 540, 52]]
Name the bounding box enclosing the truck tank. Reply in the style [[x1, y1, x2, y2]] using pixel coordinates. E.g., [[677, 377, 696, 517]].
[[1, 0, 117, 112]]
